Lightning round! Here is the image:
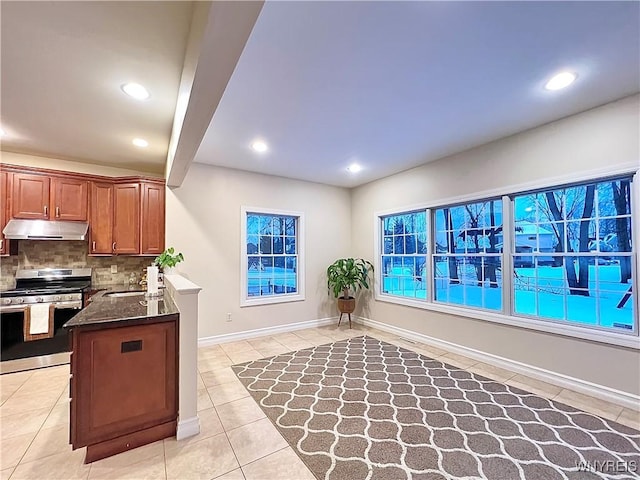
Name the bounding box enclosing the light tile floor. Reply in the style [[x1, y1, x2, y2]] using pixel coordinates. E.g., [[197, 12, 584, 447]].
[[1, 323, 638, 479]]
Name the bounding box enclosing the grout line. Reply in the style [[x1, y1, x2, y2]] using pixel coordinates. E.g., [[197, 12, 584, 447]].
[[224, 416, 270, 434], [162, 432, 168, 480], [552, 389, 565, 401], [3, 465, 15, 480], [86, 456, 93, 480], [239, 444, 290, 469], [223, 430, 243, 476]]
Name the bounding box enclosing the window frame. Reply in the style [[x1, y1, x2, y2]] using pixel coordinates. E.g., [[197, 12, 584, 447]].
[[240, 206, 305, 307], [509, 178, 636, 334], [432, 198, 504, 313], [373, 166, 639, 350], [379, 210, 429, 301]]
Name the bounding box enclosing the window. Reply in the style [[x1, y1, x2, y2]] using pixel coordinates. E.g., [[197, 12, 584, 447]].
[[512, 177, 634, 332], [241, 208, 304, 306], [374, 172, 637, 347], [434, 199, 503, 311], [380, 211, 427, 299]]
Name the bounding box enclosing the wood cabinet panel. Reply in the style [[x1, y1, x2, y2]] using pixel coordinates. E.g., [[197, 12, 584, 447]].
[[0, 171, 9, 255], [12, 172, 50, 219], [1, 164, 166, 257], [113, 183, 140, 254], [89, 182, 114, 254], [52, 177, 88, 221], [71, 320, 177, 452], [141, 183, 165, 255]]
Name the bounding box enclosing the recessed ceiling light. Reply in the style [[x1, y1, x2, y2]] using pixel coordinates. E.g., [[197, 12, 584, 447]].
[[132, 138, 149, 148], [545, 71, 577, 91], [251, 140, 268, 153], [347, 163, 362, 173], [121, 83, 150, 100]]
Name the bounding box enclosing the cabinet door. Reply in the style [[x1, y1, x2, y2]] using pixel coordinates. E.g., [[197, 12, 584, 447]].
[[113, 183, 140, 254], [89, 182, 114, 254], [141, 183, 165, 255], [73, 321, 177, 448], [12, 172, 50, 219], [52, 177, 88, 221], [0, 170, 9, 255]]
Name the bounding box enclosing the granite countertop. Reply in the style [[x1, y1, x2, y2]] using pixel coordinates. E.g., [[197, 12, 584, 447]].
[[64, 287, 178, 328]]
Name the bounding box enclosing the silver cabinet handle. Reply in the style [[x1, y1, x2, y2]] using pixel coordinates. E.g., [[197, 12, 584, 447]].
[[56, 206, 60, 218], [0, 239, 4, 251], [44, 205, 48, 216], [112, 242, 116, 251], [92, 241, 96, 252]]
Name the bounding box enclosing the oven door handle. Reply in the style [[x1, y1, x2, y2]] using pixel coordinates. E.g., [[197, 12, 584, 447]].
[[52, 301, 82, 310]]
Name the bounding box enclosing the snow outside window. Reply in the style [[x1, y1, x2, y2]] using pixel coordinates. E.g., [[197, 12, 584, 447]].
[[433, 199, 503, 311], [381, 211, 428, 299], [242, 208, 305, 307], [512, 177, 634, 333]]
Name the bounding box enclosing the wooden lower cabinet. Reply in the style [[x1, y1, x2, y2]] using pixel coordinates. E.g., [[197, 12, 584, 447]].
[[69, 317, 178, 463]]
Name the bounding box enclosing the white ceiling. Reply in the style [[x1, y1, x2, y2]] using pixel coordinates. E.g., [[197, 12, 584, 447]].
[[195, 1, 640, 188], [1, 2, 638, 187], [1, 1, 193, 174]]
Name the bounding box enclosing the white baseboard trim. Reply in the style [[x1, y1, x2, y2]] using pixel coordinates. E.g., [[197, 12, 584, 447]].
[[198, 317, 338, 347], [176, 416, 200, 441], [356, 316, 640, 412]]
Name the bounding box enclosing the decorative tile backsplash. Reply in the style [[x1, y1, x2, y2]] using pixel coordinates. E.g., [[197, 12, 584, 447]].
[[0, 240, 155, 290]]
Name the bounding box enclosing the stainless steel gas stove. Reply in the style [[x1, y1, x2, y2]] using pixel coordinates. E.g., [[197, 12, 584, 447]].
[[0, 268, 93, 368], [0, 268, 92, 312]]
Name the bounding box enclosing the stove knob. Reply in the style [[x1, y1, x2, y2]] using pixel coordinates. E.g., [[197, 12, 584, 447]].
[[66, 295, 72, 301], [3, 298, 11, 305], [54, 296, 61, 301], [36, 297, 44, 303], [17, 298, 24, 304]]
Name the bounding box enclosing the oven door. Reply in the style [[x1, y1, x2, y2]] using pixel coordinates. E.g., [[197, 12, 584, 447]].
[[1, 301, 81, 363]]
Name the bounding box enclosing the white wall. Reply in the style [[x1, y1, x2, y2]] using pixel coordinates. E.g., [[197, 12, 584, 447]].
[[165, 163, 351, 339], [351, 94, 640, 395]]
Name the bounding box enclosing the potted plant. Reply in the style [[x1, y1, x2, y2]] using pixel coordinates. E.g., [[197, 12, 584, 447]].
[[326, 258, 374, 328], [154, 247, 184, 274]]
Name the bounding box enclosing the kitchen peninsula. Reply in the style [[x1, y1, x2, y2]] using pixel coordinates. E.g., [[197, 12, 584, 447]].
[[64, 289, 179, 463]]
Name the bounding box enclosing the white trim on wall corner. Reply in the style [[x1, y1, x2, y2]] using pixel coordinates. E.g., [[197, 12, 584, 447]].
[[176, 416, 200, 441], [355, 316, 640, 412], [198, 317, 338, 347]]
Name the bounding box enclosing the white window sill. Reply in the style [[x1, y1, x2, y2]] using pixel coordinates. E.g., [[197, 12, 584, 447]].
[[375, 293, 640, 350], [241, 293, 305, 307]]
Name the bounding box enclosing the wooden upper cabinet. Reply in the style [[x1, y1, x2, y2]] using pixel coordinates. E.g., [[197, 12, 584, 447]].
[[141, 182, 165, 255], [12, 172, 50, 219], [1, 164, 167, 257], [113, 183, 140, 254], [0, 171, 9, 255], [52, 177, 88, 221], [89, 182, 114, 255]]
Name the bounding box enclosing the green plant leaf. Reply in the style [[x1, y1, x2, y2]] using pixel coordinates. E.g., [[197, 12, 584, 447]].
[[326, 257, 374, 299], [154, 247, 185, 269]]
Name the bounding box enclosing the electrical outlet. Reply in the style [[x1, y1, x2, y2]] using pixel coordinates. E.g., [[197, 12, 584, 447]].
[[110, 265, 117, 274], [226, 313, 232, 322]]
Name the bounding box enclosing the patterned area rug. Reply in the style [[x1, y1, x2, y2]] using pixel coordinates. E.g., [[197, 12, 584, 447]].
[[232, 336, 640, 480]]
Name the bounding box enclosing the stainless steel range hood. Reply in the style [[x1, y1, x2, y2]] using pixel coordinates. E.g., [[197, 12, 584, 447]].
[[2, 219, 89, 240]]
